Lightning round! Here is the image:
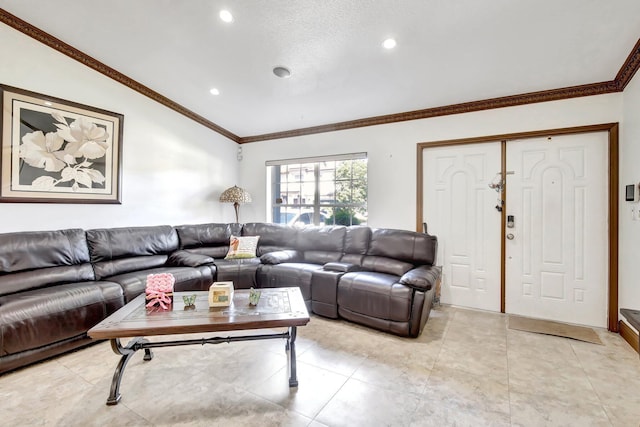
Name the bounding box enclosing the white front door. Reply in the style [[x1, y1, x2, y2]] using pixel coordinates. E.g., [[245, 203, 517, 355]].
[[423, 142, 502, 311], [504, 133, 608, 327]]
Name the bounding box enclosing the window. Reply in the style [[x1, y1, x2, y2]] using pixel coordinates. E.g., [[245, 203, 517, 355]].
[[267, 153, 367, 227]]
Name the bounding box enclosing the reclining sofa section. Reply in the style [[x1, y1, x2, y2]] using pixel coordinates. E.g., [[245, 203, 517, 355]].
[[0, 229, 124, 374], [157, 222, 441, 338], [0, 222, 440, 374]]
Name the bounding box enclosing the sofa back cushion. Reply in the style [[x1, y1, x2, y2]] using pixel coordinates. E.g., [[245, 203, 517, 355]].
[[368, 228, 437, 265], [340, 226, 372, 265], [296, 226, 346, 264], [344, 226, 371, 254], [0, 228, 90, 272], [242, 223, 298, 256], [86, 225, 178, 279], [175, 223, 241, 259], [0, 229, 95, 296]]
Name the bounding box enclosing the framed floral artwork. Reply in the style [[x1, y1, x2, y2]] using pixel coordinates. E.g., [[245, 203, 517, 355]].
[[0, 84, 123, 203]]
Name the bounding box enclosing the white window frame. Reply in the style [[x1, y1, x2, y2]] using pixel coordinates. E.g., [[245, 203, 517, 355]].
[[266, 153, 368, 226]]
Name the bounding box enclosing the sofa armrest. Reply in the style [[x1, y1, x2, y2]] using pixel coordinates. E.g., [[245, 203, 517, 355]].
[[323, 262, 360, 273], [260, 250, 301, 265], [167, 250, 214, 267], [399, 265, 442, 291]]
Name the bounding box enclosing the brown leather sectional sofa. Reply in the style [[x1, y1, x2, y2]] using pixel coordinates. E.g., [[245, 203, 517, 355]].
[[0, 222, 440, 374]]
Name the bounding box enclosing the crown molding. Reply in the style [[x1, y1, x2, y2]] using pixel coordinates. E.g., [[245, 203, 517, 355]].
[[615, 38, 640, 91], [0, 9, 241, 143], [240, 80, 621, 143], [2, 8, 638, 145]]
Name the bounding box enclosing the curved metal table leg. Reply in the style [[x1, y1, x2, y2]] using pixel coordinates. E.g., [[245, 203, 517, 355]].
[[288, 326, 298, 387], [107, 338, 152, 405]]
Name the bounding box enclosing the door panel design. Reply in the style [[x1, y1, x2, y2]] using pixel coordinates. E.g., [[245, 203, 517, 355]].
[[423, 142, 502, 311], [541, 168, 563, 264], [505, 133, 608, 327], [574, 187, 585, 280], [451, 264, 470, 289], [522, 188, 532, 275], [451, 172, 469, 256], [560, 148, 584, 177], [522, 151, 545, 179], [540, 272, 564, 299]]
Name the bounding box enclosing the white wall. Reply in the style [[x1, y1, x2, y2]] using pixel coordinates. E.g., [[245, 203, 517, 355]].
[[239, 94, 623, 230], [0, 24, 240, 232], [620, 72, 640, 327]]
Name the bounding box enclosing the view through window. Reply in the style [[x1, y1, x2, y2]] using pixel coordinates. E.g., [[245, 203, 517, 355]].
[[267, 153, 367, 227]]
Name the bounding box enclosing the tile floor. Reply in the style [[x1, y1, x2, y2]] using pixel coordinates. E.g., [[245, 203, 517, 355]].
[[2, 305, 640, 426]]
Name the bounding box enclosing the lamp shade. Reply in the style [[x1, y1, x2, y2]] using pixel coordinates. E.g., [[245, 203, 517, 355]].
[[219, 185, 252, 223], [219, 185, 252, 204]]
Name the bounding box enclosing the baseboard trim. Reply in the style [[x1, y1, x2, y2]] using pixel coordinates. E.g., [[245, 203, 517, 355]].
[[619, 320, 639, 353]]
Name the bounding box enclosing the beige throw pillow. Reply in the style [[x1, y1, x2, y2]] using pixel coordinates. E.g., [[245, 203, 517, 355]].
[[225, 235, 260, 259]]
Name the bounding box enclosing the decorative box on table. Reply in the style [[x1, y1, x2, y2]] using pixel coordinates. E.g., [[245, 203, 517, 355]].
[[209, 281, 234, 307], [145, 273, 175, 310]]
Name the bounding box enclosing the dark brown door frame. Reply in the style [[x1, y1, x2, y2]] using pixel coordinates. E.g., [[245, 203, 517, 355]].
[[416, 123, 619, 332]]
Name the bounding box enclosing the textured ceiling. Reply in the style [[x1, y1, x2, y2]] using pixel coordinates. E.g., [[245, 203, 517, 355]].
[[1, 0, 639, 139]]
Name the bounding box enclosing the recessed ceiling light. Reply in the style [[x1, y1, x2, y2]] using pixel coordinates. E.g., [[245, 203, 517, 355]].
[[209, 88, 220, 96], [44, 101, 53, 106], [382, 38, 397, 49], [273, 66, 291, 78], [219, 10, 233, 23]]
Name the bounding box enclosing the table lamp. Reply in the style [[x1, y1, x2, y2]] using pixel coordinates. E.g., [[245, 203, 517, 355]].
[[219, 185, 252, 223]]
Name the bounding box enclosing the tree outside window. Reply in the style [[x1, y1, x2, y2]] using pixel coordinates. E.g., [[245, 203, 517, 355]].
[[326, 159, 367, 225]]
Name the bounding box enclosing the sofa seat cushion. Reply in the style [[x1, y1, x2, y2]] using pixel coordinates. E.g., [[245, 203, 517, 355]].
[[106, 266, 214, 302], [257, 263, 323, 302], [0, 281, 124, 356], [214, 258, 261, 289], [337, 272, 413, 322]]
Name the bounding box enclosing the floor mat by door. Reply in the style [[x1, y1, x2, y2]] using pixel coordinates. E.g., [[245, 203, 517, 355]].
[[508, 315, 603, 345]]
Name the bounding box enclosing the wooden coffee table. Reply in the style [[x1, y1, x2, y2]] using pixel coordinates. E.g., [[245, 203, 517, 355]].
[[88, 287, 309, 405]]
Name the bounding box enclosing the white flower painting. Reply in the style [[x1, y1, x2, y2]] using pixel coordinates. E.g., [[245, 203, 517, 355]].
[[19, 114, 109, 192], [1, 85, 123, 203]]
